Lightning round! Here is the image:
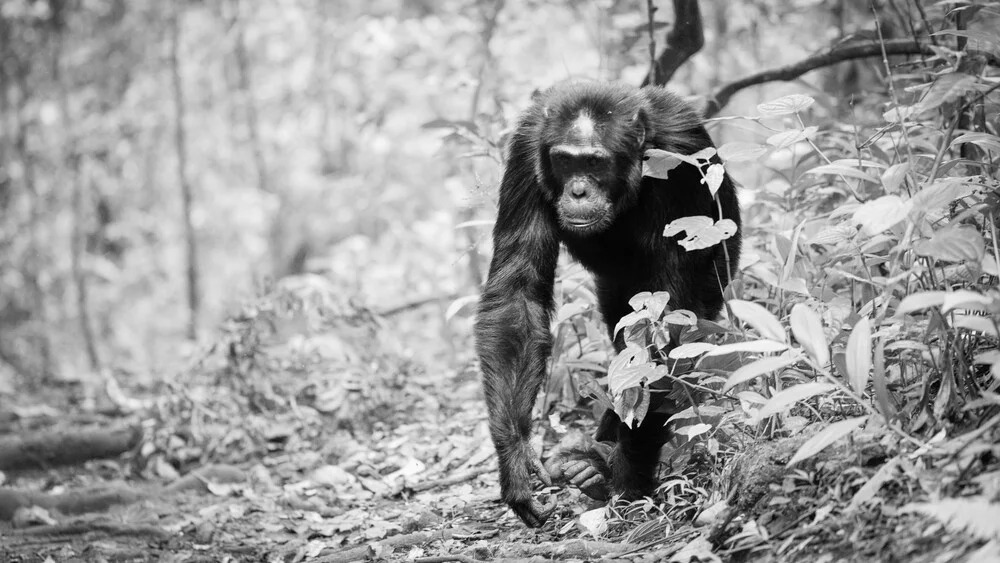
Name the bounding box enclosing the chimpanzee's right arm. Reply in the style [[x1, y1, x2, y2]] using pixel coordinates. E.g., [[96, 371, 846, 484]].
[[475, 121, 560, 528]]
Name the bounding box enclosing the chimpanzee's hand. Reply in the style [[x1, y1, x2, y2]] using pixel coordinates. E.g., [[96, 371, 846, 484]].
[[498, 440, 555, 527], [545, 439, 614, 501]]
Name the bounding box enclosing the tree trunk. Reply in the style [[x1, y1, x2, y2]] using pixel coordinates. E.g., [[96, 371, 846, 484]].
[[169, 7, 201, 341], [54, 25, 101, 372]]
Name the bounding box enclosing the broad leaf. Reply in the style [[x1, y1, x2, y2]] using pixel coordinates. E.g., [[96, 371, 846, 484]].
[[790, 304, 829, 366], [951, 132, 1000, 154], [669, 342, 717, 359], [723, 354, 802, 392], [728, 299, 786, 343], [851, 195, 912, 236], [872, 338, 894, 418], [691, 147, 717, 162], [757, 94, 815, 115], [846, 318, 872, 395], [806, 163, 880, 183], [628, 291, 671, 318], [941, 290, 993, 313], [787, 416, 868, 465], [613, 310, 650, 337], [702, 163, 725, 196], [702, 339, 789, 357], [663, 309, 698, 326], [910, 179, 975, 214], [758, 382, 836, 419], [953, 315, 999, 337], [881, 162, 910, 193], [903, 498, 1000, 541], [896, 291, 947, 315], [663, 216, 739, 251], [811, 224, 857, 246], [914, 227, 985, 263], [718, 142, 768, 162], [578, 507, 609, 537], [642, 149, 683, 179], [766, 127, 817, 149]]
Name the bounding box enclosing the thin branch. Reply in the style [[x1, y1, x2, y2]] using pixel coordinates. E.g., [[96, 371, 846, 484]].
[[54, 21, 102, 371], [169, 7, 201, 341], [641, 0, 704, 87], [704, 38, 1000, 117], [377, 292, 462, 317], [645, 0, 660, 85]]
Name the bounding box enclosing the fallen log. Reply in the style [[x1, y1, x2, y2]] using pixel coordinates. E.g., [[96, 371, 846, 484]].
[[0, 425, 142, 471]]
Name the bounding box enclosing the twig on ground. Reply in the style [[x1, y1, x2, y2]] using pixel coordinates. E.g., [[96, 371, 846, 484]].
[[314, 528, 460, 563], [12, 521, 170, 539], [493, 538, 642, 558], [408, 466, 495, 493], [414, 557, 484, 563]]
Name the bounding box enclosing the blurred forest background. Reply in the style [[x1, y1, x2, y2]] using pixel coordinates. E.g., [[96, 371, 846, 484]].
[[2, 0, 1000, 561], [0, 0, 905, 387]]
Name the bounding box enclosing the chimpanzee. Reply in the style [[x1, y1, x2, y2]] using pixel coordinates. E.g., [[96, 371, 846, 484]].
[[474, 81, 741, 527]]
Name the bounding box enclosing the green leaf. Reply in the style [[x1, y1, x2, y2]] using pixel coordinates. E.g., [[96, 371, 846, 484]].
[[723, 354, 802, 392], [669, 342, 717, 359], [691, 147, 717, 161], [910, 179, 976, 215], [953, 315, 999, 337], [702, 339, 789, 357], [903, 498, 1000, 541], [578, 506, 609, 538], [851, 195, 912, 237], [914, 227, 985, 263], [662, 309, 698, 326], [790, 304, 829, 366], [881, 162, 910, 193], [663, 216, 739, 251], [951, 132, 1000, 154], [915, 73, 979, 114], [806, 163, 880, 183], [932, 29, 1000, 45], [757, 94, 815, 116], [766, 127, 817, 149], [872, 338, 894, 418], [556, 302, 590, 323], [811, 224, 857, 245], [846, 455, 899, 511], [642, 149, 684, 179], [846, 318, 872, 395], [758, 382, 837, 419], [613, 310, 650, 336], [628, 291, 671, 318], [718, 142, 768, 162], [787, 416, 868, 465], [896, 291, 948, 315], [941, 290, 994, 313], [728, 299, 786, 343], [702, 163, 725, 196]]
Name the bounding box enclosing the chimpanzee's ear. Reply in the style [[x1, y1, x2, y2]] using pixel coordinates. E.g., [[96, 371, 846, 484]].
[[632, 108, 647, 148]]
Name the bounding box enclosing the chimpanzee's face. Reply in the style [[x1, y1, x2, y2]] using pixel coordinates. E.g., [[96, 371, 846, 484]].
[[539, 105, 646, 236]]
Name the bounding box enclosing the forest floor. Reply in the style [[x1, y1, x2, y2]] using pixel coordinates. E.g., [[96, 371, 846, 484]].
[[0, 296, 996, 563]]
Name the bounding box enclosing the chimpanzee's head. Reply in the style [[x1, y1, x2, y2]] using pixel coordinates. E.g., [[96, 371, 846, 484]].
[[535, 83, 648, 236]]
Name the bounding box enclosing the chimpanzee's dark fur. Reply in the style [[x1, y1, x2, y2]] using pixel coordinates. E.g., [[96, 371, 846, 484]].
[[475, 82, 741, 527]]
